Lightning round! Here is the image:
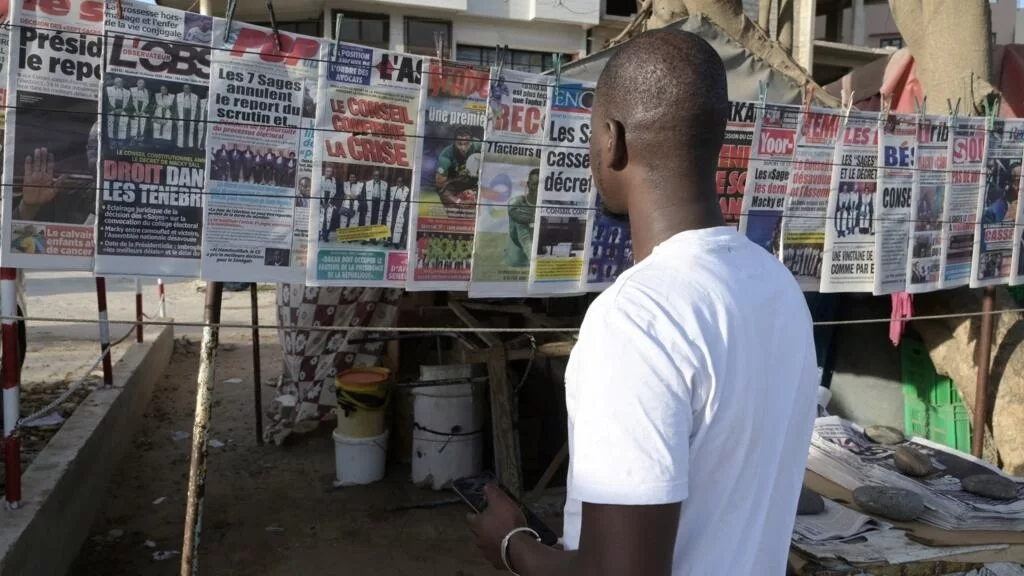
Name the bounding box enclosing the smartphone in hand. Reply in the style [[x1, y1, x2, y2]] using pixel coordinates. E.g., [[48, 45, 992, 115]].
[[452, 472, 559, 546]]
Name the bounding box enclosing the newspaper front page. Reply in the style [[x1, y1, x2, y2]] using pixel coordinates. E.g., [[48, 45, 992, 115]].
[[284, 36, 321, 283], [199, 21, 311, 282], [305, 43, 422, 287], [873, 113, 917, 295], [906, 116, 950, 293], [527, 81, 593, 296], [970, 118, 1024, 287], [941, 116, 987, 288], [738, 103, 799, 256], [2, 0, 103, 269], [718, 101, 754, 227], [821, 110, 879, 293], [468, 68, 552, 298], [578, 192, 631, 292], [406, 60, 488, 291], [781, 107, 842, 291], [94, 0, 211, 277]]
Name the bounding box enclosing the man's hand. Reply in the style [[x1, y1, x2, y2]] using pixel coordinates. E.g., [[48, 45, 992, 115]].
[[466, 484, 528, 570], [20, 148, 66, 220]]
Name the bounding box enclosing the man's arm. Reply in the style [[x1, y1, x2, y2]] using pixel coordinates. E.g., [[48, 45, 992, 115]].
[[508, 503, 680, 576]]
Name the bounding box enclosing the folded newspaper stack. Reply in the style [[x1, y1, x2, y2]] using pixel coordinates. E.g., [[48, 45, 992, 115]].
[[807, 416, 1024, 532], [793, 497, 888, 543]]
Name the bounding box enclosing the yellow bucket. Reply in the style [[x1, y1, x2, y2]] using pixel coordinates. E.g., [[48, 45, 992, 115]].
[[335, 367, 391, 438]]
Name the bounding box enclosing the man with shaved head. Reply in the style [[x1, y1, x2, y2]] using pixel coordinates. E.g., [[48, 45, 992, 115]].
[[468, 28, 817, 575]]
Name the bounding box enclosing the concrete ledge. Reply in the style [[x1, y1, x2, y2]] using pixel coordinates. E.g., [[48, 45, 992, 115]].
[[0, 323, 175, 576]]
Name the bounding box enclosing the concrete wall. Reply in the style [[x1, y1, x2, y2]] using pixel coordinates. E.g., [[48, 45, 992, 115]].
[[0, 325, 174, 576]]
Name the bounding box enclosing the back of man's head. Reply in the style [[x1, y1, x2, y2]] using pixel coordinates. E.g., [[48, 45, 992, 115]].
[[593, 28, 729, 198]]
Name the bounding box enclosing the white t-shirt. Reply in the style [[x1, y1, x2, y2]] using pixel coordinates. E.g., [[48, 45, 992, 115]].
[[562, 226, 818, 575]]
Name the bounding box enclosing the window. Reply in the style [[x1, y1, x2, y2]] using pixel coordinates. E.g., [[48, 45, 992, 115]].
[[330, 10, 389, 50], [251, 20, 322, 38], [404, 17, 451, 58], [604, 0, 636, 18], [879, 36, 904, 49], [456, 45, 569, 74]]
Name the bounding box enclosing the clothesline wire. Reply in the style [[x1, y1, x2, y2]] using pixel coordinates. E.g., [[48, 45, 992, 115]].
[[3, 306, 1023, 331], [0, 101, 1002, 154], [0, 177, 1011, 229]]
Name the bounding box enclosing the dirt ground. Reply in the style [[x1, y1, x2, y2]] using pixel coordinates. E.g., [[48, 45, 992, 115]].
[[4, 273, 564, 575], [69, 333, 510, 576]]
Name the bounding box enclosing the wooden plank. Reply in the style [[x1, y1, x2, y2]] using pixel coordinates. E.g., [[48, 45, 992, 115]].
[[525, 441, 568, 504], [460, 301, 533, 315], [462, 340, 575, 364], [487, 345, 522, 495], [449, 301, 502, 348]]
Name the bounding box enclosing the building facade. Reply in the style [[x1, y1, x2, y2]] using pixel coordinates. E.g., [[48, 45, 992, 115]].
[[823, 0, 1016, 49]]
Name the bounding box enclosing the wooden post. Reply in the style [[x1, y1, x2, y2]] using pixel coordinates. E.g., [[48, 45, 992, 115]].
[[973, 287, 995, 458], [2, 268, 22, 508], [95, 277, 114, 387], [250, 284, 263, 445], [181, 282, 223, 576], [486, 345, 521, 495]]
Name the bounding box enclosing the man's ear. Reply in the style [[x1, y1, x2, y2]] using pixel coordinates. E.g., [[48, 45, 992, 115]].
[[606, 119, 627, 171]]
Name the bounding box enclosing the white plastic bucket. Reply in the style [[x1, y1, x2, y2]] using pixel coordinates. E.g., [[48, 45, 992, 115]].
[[332, 428, 389, 487], [411, 365, 484, 490]]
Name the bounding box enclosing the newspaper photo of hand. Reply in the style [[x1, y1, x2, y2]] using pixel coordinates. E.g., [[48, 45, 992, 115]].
[[19, 147, 69, 220]]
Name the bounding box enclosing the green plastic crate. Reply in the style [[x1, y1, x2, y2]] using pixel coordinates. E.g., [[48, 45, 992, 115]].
[[900, 338, 972, 453]]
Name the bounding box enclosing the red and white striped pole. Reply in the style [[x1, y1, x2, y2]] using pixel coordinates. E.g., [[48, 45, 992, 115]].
[[135, 277, 143, 343], [96, 277, 113, 387], [2, 267, 22, 508], [157, 278, 166, 318]]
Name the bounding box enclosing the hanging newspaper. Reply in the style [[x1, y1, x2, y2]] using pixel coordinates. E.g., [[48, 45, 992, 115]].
[[93, 0, 211, 277], [527, 81, 594, 296], [738, 103, 799, 257], [781, 107, 842, 291], [873, 113, 917, 295], [2, 0, 102, 269], [406, 60, 488, 291], [0, 4, 9, 188], [198, 22, 313, 281], [285, 36, 321, 283], [971, 118, 1024, 287], [579, 193, 632, 292], [306, 43, 422, 287], [941, 116, 987, 288], [906, 116, 950, 293], [468, 68, 553, 298], [718, 100, 754, 227], [821, 111, 879, 293]]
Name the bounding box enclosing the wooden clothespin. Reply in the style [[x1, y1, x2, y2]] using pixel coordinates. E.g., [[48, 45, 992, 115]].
[[334, 13, 344, 55], [266, 0, 282, 53], [880, 93, 892, 122], [552, 53, 563, 89], [757, 79, 768, 112], [947, 97, 961, 118], [114, 0, 123, 20], [983, 95, 1000, 132], [434, 31, 445, 60], [224, 0, 238, 43], [913, 95, 926, 116], [840, 88, 855, 117], [802, 84, 814, 116]]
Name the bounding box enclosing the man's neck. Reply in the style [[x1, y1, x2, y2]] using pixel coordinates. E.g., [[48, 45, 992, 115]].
[[627, 188, 725, 262]]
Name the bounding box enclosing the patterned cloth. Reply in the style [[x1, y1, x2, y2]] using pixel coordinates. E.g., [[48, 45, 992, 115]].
[[266, 285, 401, 445]]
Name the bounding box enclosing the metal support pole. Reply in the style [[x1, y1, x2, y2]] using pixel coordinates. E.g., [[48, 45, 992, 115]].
[[135, 277, 144, 343], [180, 282, 223, 576], [973, 287, 995, 458], [2, 268, 22, 508], [250, 284, 263, 445], [157, 279, 167, 318], [96, 277, 114, 387]]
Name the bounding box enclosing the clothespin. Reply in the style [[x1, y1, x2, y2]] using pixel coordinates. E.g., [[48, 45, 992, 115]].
[[913, 95, 926, 116], [266, 0, 282, 53], [494, 44, 506, 85], [434, 31, 444, 60], [114, 0, 123, 19], [334, 13, 344, 55], [223, 0, 237, 43], [880, 93, 892, 122], [983, 95, 1000, 132], [757, 80, 768, 111], [802, 84, 814, 116], [840, 88, 855, 117], [947, 97, 961, 118], [552, 53, 562, 89]]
